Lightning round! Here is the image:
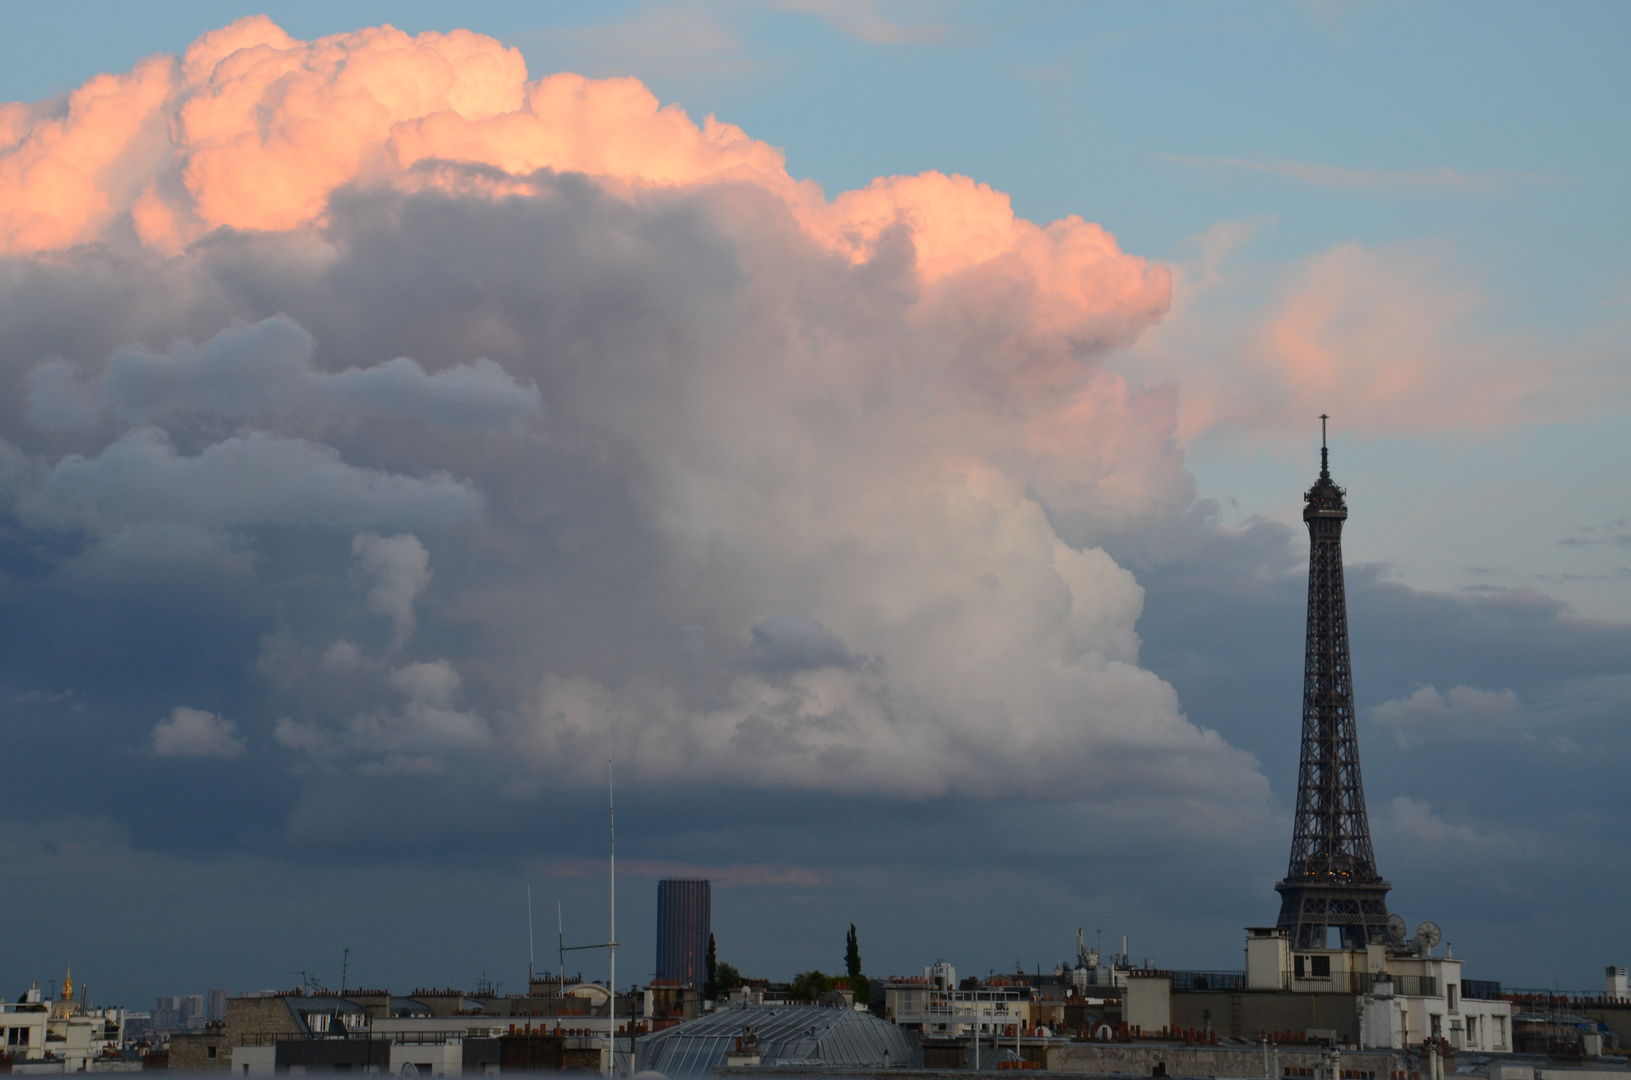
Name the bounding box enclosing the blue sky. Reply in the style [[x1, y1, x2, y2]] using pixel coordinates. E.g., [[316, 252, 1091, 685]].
[[0, 1, 1626, 1007]]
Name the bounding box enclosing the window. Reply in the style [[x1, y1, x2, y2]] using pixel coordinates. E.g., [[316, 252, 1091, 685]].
[[1311, 956, 1331, 978], [1295, 957, 1306, 979], [1447, 985, 1458, 1011], [208, 1046, 218, 1059]]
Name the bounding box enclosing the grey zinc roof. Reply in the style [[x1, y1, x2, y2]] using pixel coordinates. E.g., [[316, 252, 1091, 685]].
[[634, 1004, 920, 1078]]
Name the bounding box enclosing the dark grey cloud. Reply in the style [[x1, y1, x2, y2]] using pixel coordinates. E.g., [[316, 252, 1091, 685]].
[[27, 315, 542, 433], [43, 428, 483, 531], [745, 613, 859, 672]]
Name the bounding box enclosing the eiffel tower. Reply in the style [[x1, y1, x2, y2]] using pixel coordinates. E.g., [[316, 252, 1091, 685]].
[[1274, 417, 1392, 950]]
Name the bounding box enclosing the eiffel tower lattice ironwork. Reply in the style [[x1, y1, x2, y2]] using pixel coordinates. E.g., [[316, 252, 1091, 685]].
[[1274, 417, 1392, 950]]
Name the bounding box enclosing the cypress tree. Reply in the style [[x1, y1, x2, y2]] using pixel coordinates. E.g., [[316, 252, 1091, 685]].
[[705, 933, 718, 998], [845, 924, 861, 980]]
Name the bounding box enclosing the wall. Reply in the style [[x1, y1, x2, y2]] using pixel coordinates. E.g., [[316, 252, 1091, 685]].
[[1577, 1001, 1631, 1049], [1047, 1041, 1398, 1077], [1248, 933, 1289, 991], [1172, 992, 1363, 1044], [168, 1031, 230, 1072], [1126, 977, 1173, 1034]]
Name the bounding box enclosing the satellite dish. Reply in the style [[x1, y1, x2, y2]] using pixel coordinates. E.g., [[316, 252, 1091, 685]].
[[1386, 915, 1408, 944], [1415, 921, 1442, 952]]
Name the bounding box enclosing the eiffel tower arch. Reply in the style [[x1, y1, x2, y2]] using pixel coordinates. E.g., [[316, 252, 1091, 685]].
[[1274, 419, 1392, 950]]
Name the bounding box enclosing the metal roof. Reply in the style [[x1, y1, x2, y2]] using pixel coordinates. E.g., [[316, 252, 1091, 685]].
[[635, 1004, 919, 1078]]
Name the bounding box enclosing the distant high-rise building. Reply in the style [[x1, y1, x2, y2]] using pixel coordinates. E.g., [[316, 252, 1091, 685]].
[[207, 988, 228, 1024], [655, 878, 711, 990], [153, 996, 182, 1031], [181, 994, 206, 1030], [1273, 420, 1392, 949], [123, 1012, 155, 1040]]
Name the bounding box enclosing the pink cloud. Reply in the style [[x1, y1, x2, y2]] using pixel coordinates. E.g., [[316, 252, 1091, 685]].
[[0, 15, 1168, 346], [1124, 230, 1625, 442]]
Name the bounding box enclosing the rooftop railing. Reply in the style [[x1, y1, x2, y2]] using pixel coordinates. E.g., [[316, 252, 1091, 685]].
[[1170, 971, 1246, 993]]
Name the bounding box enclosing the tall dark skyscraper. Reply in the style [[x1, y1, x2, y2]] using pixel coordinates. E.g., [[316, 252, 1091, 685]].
[[1274, 420, 1393, 950], [655, 878, 710, 990]]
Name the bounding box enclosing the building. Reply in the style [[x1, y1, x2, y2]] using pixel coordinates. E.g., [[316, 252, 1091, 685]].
[[152, 996, 182, 1032], [167, 981, 668, 1075], [881, 977, 1033, 1037], [1, 975, 127, 1071], [635, 1003, 919, 1076], [120, 1011, 153, 1042], [655, 878, 711, 992], [1217, 927, 1511, 1051], [1165, 430, 1510, 1054]]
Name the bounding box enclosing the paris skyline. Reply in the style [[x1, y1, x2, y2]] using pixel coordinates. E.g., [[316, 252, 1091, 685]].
[[0, 2, 1626, 1005]]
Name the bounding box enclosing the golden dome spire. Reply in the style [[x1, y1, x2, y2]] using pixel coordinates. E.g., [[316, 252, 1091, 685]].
[[51, 966, 80, 1018]]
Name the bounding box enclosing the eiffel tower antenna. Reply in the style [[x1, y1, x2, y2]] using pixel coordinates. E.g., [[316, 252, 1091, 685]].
[[1274, 417, 1392, 949]]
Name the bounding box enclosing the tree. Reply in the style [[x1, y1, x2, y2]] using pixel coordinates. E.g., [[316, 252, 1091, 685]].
[[791, 969, 835, 1001], [705, 933, 718, 998], [843, 924, 870, 1005]]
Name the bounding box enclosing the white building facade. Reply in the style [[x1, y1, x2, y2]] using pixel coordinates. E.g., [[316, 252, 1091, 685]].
[[1245, 928, 1511, 1052]]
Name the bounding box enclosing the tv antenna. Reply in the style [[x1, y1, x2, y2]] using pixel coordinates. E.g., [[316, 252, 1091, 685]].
[[1414, 921, 1442, 957], [341, 948, 350, 993], [556, 763, 619, 1077]]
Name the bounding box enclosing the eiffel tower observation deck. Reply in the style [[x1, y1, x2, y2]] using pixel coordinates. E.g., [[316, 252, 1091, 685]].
[[1274, 417, 1392, 950]]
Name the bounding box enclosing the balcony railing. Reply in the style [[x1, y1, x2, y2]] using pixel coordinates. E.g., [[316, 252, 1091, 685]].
[[1375, 976, 1437, 998], [1171, 972, 1246, 993]]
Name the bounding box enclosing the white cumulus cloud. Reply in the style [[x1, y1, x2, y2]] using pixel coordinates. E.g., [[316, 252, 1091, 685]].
[[351, 533, 432, 645], [0, 21, 1278, 843], [152, 706, 247, 759], [1370, 684, 1519, 747], [1380, 796, 1538, 861]]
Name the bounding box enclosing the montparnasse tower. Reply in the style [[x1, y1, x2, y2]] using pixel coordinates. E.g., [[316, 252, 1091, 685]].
[[1273, 417, 1393, 950]]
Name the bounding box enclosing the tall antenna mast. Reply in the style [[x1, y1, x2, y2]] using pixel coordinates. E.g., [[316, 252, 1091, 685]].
[[608, 760, 617, 1079], [528, 885, 536, 989], [555, 764, 622, 1077]]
